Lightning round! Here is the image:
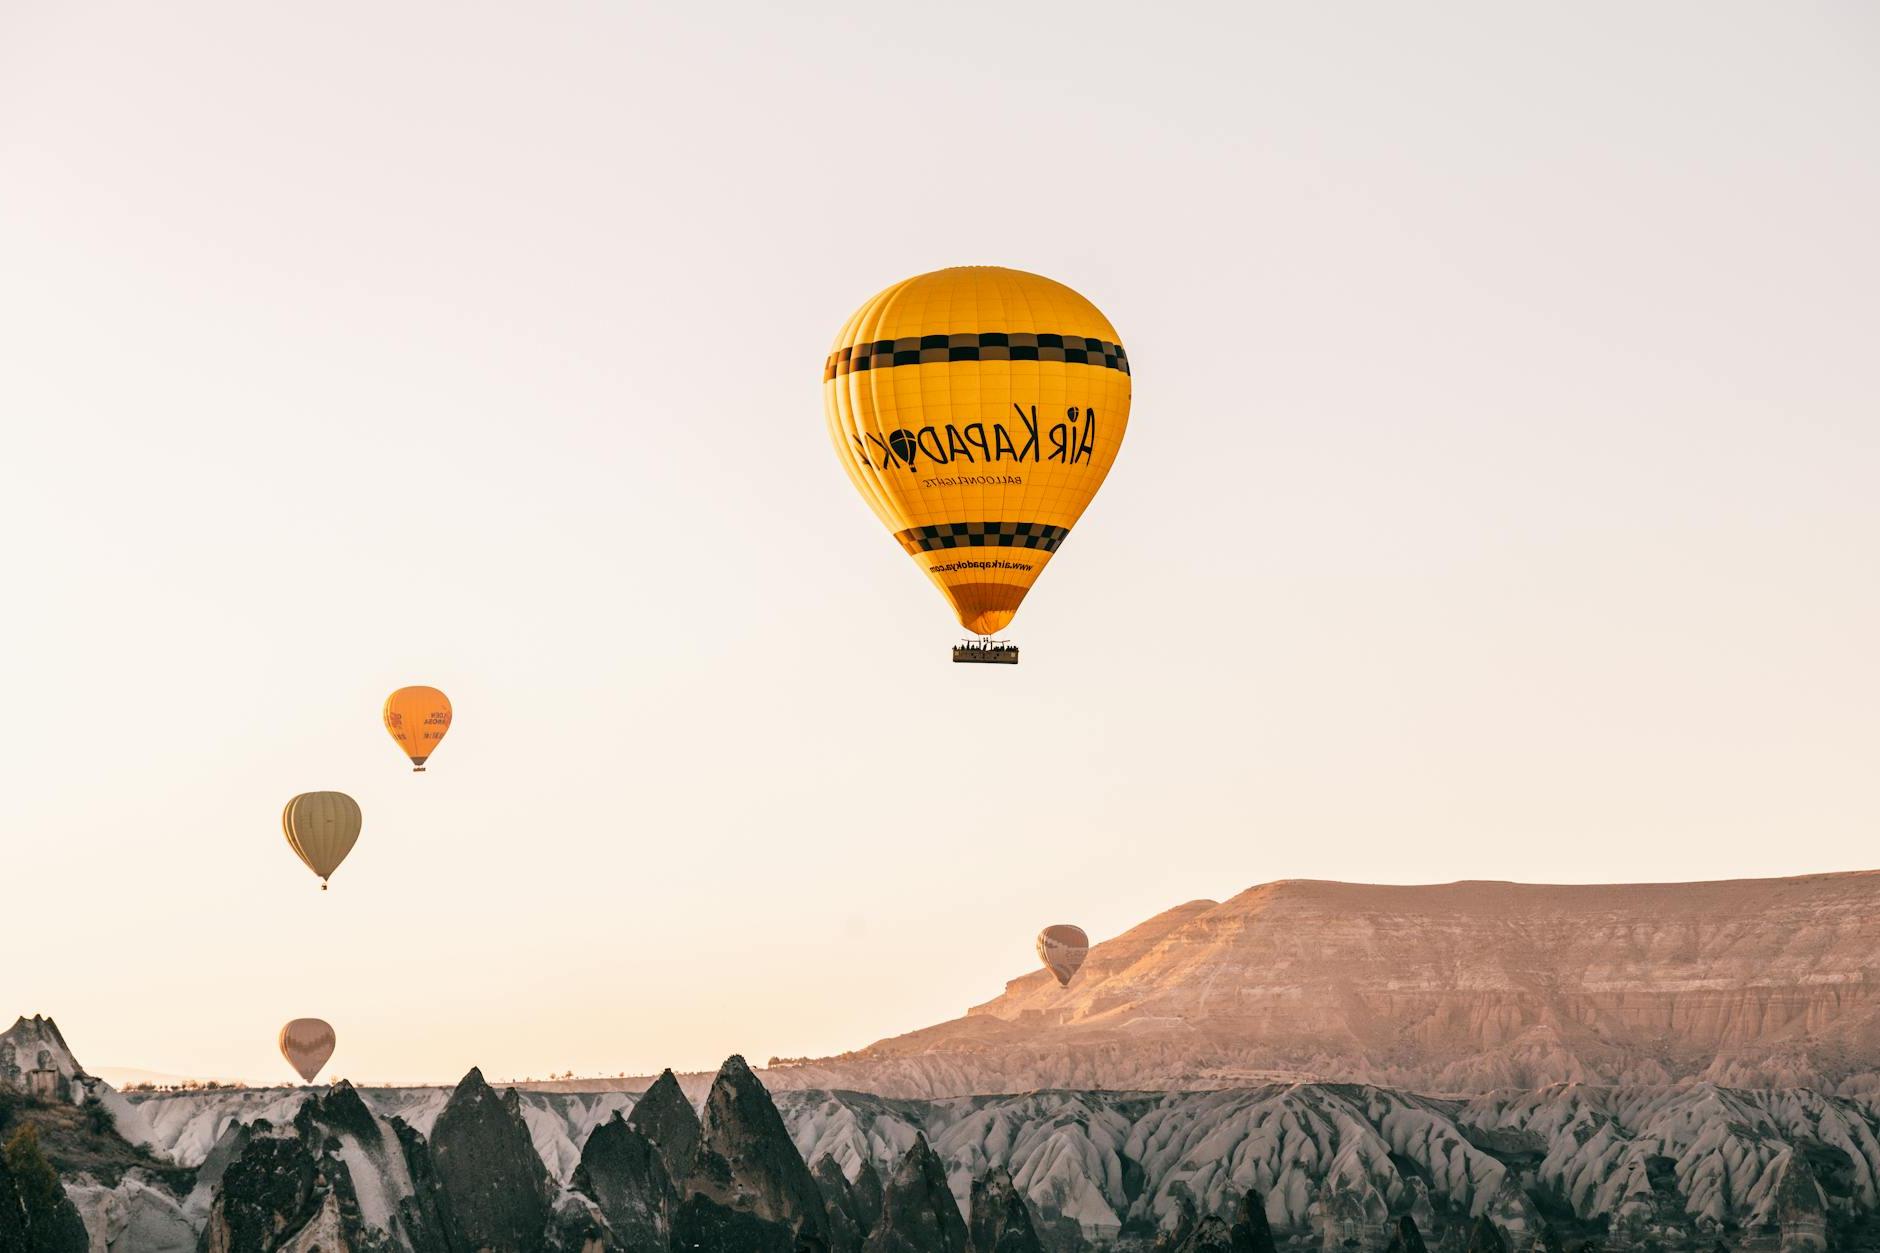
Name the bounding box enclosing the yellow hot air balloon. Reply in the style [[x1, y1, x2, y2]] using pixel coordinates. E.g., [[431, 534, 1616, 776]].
[[282, 791, 361, 890], [383, 686, 452, 772], [1036, 924, 1089, 987], [279, 1018, 336, 1084], [824, 267, 1132, 649]]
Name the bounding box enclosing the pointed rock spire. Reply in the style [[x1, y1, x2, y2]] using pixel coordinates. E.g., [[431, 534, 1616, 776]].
[[969, 1165, 1042, 1253], [1180, 1214, 1234, 1252], [816, 1153, 873, 1249], [863, 1135, 968, 1253], [1466, 1214, 1508, 1253], [629, 1067, 701, 1186], [430, 1066, 552, 1253], [680, 1055, 830, 1250], [1233, 1189, 1278, 1253], [1383, 1213, 1427, 1253], [573, 1110, 674, 1250], [850, 1158, 885, 1236]]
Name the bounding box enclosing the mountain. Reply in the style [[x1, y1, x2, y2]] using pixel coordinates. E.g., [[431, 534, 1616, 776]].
[[750, 872, 1880, 1098]]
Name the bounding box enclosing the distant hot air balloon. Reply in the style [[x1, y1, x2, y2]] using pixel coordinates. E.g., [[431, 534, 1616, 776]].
[[824, 267, 1132, 652], [282, 792, 361, 890], [279, 1018, 336, 1084], [383, 686, 452, 772], [1036, 924, 1089, 987]]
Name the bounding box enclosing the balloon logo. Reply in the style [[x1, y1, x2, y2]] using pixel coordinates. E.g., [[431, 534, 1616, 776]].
[[824, 267, 1132, 637], [1036, 924, 1090, 987], [282, 791, 361, 890], [279, 1018, 336, 1084], [383, 686, 452, 772]]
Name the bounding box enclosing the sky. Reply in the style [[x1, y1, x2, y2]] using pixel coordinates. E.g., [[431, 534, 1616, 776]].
[[2, 2, 1876, 1087]]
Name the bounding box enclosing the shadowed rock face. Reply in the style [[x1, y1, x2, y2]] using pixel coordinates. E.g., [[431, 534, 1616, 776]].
[[573, 1111, 673, 1250], [430, 1067, 551, 1253], [864, 1137, 966, 1253], [549, 1189, 611, 1253], [391, 1115, 464, 1253], [1466, 1214, 1508, 1253], [199, 1124, 321, 1253], [629, 1068, 701, 1188], [681, 1055, 830, 1251], [818, 1153, 888, 1245], [1233, 1190, 1278, 1253], [295, 1079, 380, 1146], [849, 1160, 883, 1238], [1382, 1214, 1427, 1253], [968, 1166, 1042, 1253], [1179, 1215, 1233, 1252], [812, 1155, 868, 1253], [669, 1190, 799, 1252]]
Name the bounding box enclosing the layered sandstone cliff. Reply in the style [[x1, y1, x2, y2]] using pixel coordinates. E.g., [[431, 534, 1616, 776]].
[[777, 873, 1880, 1097]]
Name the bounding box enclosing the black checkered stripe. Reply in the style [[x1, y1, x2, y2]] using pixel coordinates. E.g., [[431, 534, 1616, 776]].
[[825, 333, 1129, 381], [894, 521, 1071, 555]]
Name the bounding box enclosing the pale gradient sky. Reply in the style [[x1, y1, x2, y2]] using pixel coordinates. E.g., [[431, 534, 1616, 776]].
[[2, 3, 1876, 1087]]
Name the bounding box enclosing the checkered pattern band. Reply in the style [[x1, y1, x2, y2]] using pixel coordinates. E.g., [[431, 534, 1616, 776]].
[[825, 333, 1129, 381], [894, 522, 1071, 555]]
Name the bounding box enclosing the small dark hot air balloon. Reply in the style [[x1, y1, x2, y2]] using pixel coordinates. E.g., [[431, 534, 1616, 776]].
[[279, 1018, 336, 1084], [1036, 924, 1089, 987]]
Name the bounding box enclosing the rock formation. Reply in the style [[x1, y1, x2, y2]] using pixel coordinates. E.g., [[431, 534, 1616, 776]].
[[197, 1121, 323, 1253], [1382, 1214, 1426, 1253], [968, 1166, 1042, 1253], [814, 1154, 865, 1239], [1233, 1190, 1276, 1253], [0, 1017, 94, 1106], [389, 1115, 464, 1253], [677, 1055, 830, 1252], [1465, 1214, 1507, 1253], [572, 1111, 673, 1250], [1774, 1153, 1828, 1252], [863, 1136, 966, 1253], [430, 1067, 552, 1253], [628, 1069, 700, 1189], [117, 1071, 1880, 1249], [849, 1160, 884, 1239], [1178, 1215, 1233, 1252]]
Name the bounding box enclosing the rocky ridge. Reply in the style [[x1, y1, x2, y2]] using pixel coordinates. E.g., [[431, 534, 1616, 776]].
[[106, 1068, 1880, 1250]]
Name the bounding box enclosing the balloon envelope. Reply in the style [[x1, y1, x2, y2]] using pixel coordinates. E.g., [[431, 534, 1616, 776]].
[[383, 686, 452, 771], [824, 267, 1132, 635], [1036, 924, 1090, 987], [282, 792, 361, 888], [279, 1018, 336, 1084]]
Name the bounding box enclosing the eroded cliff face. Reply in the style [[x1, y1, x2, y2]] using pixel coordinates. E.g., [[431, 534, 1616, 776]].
[[777, 873, 1880, 1097]]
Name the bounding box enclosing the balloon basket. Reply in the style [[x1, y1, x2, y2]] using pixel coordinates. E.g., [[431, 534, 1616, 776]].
[[952, 639, 1019, 665]]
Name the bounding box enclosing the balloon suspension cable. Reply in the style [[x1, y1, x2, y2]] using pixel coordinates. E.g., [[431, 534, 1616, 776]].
[[952, 637, 1020, 665]]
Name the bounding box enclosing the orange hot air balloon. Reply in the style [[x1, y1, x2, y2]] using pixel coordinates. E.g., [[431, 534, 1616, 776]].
[[279, 1018, 336, 1084], [824, 267, 1132, 643], [383, 686, 451, 772], [1036, 924, 1089, 987]]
